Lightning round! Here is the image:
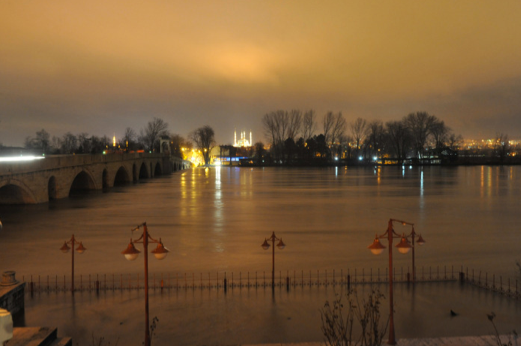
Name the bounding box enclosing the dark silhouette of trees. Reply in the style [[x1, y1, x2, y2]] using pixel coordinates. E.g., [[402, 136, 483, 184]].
[[367, 120, 385, 159], [430, 120, 451, 149], [262, 109, 304, 161], [404, 112, 437, 158], [24, 129, 50, 154], [77, 133, 91, 153], [169, 134, 190, 159], [350, 118, 367, 151], [315, 134, 330, 159], [302, 110, 317, 141], [323, 111, 346, 145], [284, 137, 297, 164], [122, 127, 138, 150], [139, 117, 169, 152], [61, 132, 78, 154], [254, 141, 267, 164], [448, 133, 463, 150], [385, 120, 411, 164], [190, 125, 215, 166]]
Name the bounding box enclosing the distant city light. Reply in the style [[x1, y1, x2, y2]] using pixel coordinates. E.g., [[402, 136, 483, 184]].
[[0, 156, 45, 162], [359, 156, 363, 161]]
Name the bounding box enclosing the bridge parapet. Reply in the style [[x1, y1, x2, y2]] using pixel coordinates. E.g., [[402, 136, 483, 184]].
[[0, 153, 166, 176], [0, 153, 190, 204]]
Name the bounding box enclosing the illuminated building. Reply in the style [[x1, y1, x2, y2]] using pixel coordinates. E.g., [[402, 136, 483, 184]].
[[234, 130, 252, 148]]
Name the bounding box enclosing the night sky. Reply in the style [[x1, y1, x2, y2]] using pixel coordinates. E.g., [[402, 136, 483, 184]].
[[1, 0, 521, 146]]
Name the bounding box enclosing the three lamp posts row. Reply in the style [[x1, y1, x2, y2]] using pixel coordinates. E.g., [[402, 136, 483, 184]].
[[368, 218, 425, 345], [58, 220, 422, 346]]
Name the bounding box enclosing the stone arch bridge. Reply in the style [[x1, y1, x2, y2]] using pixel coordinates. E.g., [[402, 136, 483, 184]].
[[0, 153, 191, 204]]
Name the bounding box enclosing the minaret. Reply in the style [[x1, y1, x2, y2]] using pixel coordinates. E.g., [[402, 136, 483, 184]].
[[250, 131, 252, 147], [234, 129, 237, 146]]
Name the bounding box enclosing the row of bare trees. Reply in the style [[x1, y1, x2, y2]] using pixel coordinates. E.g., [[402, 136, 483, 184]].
[[262, 110, 464, 163], [23, 118, 216, 164]]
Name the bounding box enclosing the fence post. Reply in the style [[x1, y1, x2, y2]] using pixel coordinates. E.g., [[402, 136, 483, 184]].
[[224, 272, 227, 293], [347, 275, 350, 289], [459, 272, 465, 284], [286, 276, 290, 291]]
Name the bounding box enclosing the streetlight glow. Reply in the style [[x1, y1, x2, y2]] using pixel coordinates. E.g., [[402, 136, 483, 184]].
[[122, 239, 140, 261]]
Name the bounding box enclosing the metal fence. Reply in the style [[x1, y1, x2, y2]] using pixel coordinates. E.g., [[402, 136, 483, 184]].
[[23, 265, 461, 294], [461, 267, 520, 300]]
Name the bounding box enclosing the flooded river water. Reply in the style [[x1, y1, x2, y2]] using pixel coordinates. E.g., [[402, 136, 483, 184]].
[[0, 166, 520, 344]]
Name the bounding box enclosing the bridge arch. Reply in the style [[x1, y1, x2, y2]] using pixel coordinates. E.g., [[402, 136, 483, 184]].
[[114, 166, 131, 186], [0, 179, 38, 204], [154, 162, 162, 176], [139, 162, 149, 179], [69, 170, 97, 196]]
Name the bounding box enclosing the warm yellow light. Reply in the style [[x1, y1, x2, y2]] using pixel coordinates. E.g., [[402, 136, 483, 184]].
[[368, 236, 385, 255]]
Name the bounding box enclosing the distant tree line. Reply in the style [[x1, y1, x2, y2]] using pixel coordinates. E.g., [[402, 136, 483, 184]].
[[258, 110, 465, 165], [23, 118, 216, 164]]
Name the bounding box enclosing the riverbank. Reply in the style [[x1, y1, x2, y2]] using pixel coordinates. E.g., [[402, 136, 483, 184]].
[[245, 335, 519, 346]]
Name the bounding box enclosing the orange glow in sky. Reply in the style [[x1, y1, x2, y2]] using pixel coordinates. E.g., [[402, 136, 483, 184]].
[[1, 0, 521, 145]]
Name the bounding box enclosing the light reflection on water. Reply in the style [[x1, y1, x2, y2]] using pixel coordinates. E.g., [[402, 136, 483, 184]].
[[1, 166, 521, 344]]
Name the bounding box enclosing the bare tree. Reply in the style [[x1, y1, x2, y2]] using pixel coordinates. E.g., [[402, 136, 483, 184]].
[[169, 134, 189, 159], [323, 112, 335, 144], [302, 110, 317, 141], [61, 132, 78, 154], [448, 133, 463, 150], [50, 135, 61, 153], [78, 133, 91, 153], [323, 112, 346, 145], [190, 125, 216, 165], [122, 127, 138, 150], [350, 117, 367, 150], [430, 120, 451, 149], [367, 120, 385, 158], [404, 111, 437, 158], [385, 120, 412, 163], [262, 110, 303, 161], [139, 117, 169, 152], [287, 109, 303, 140], [24, 129, 51, 154]]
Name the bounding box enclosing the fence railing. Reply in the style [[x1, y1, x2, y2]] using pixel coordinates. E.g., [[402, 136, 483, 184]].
[[23, 265, 460, 294], [461, 267, 520, 300]]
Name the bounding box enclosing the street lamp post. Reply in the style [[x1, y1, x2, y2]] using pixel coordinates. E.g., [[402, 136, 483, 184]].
[[368, 219, 413, 345], [261, 232, 285, 291], [121, 222, 169, 346], [406, 226, 425, 282], [60, 234, 86, 293]]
